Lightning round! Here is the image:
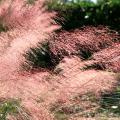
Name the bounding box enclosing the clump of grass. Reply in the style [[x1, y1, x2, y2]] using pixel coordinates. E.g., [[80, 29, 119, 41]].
[[80, 50, 92, 60], [50, 101, 69, 120], [50, 102, 82, 120], [50, 87, 120, 119], [0, 98, 31, 120], [23, 42, 56, 71], [74, 92, 98, 103], [50, 93, 99, 120], [98, 74, 120, 117], [77, 48, 93, 60], [80, 62, 106, 71], [49, 26, 117, 63], [77, 87, 120, 118], [91, 44, 120, 73], [73, 90, 120, 118], [49, 74, 120, 119], [98, 85, 120, 117]]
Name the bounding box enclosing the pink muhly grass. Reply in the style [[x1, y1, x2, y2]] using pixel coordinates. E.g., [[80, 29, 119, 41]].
[[0, 0, 59, 79], [92, 43, 120, 72], [49, 26, 119, 60], [0, 0, 59, 36]]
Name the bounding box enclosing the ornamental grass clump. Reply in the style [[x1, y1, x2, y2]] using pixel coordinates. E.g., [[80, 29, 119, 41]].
[[0, 0, 59, 76]]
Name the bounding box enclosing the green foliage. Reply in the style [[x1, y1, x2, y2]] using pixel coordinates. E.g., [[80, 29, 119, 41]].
[[47, 0, 120, 30], [0, 99, 20, 120]]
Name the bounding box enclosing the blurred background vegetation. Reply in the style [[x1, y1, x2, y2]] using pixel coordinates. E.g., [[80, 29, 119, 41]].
[[46, 0, 120, 31]]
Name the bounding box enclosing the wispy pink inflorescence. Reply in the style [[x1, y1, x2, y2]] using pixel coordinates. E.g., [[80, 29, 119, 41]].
[[92, 43, 120, 72], [49, 26, 119, 60], [0, 0, 59, 35], [0, 0, 59, 79]]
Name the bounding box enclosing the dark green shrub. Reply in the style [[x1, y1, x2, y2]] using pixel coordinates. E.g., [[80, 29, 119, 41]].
[[46, 0, 120, 30]]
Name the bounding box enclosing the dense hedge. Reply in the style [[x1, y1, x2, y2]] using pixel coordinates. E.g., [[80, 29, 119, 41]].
[[46, 0, 120, 30]]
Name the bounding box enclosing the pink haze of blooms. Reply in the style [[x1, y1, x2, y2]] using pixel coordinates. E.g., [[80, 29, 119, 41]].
[[0, 0, 59, 80]]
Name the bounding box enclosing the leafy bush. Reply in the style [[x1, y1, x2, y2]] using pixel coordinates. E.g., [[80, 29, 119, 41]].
[[46, 0, 120, 30]]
